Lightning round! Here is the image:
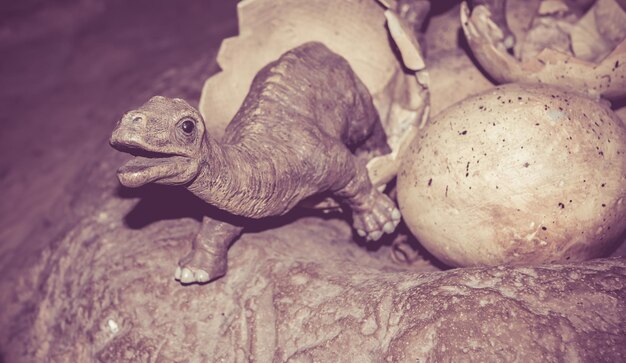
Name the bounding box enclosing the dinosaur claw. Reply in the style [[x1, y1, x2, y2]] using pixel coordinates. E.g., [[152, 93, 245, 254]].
[[180, 268, 195, 283], [176, 247, 228, 285], [392, 208, 401, 221], [352, 190, 400, 241], [369, 230, 383, 241], [196, 269, 210, 283], [383, 221, 395, 234], [175, 265, 215, 284]]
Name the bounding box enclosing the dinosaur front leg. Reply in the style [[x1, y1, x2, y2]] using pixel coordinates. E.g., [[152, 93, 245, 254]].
[[336, 160, 401, 242], [174, 217, 243, 284]]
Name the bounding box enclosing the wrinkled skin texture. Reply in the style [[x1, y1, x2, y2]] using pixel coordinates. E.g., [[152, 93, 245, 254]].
[[110, 42, 401, 284]]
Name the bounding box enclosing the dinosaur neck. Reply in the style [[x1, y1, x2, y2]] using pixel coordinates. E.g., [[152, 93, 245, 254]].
[[187, 137, 285, 218]]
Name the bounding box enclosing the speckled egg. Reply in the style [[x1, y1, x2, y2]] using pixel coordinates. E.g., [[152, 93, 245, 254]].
[[397, 83, 626, 267]]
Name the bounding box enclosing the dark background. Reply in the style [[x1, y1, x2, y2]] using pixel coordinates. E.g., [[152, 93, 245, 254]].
[[0, 0, 238, 274]]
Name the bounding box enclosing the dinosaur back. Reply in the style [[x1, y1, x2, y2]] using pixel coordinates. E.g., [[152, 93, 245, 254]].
[[199, 0, 399, 140]]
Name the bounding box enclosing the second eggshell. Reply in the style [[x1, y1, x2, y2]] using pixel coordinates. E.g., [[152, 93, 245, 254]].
[[398, 83, 626, 267]]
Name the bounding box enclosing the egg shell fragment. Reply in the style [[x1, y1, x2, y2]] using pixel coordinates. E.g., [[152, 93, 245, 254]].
[[398, 83, 626, 267]]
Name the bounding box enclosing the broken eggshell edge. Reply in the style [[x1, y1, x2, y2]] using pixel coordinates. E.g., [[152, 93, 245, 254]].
[[460, 1, 626, 100]]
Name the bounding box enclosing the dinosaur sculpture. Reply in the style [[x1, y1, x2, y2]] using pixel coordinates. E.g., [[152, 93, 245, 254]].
[[110, 42, 401, 284]]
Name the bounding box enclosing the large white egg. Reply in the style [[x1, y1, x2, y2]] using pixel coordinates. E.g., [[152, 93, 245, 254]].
[[397, 83, 626, 267]]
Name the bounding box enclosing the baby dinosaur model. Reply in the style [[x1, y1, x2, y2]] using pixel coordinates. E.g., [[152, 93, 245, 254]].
[[110, 42, 402, 284]]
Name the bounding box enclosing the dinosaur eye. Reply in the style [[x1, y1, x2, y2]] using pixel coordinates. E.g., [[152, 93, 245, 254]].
[[181, 119, 195, 134]]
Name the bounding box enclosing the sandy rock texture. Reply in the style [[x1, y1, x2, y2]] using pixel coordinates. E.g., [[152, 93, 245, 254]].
[[0, 1, 625, 362], [2, 151, 625, 362], [3, 162, 626, 361]]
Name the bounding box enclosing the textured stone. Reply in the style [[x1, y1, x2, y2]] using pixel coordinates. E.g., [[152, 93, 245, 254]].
[[1, 151, 624, 361]]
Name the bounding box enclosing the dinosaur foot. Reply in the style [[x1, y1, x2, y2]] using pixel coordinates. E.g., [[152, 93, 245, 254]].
[[174, 248, 227, 284], [352, 191, 401, 241]]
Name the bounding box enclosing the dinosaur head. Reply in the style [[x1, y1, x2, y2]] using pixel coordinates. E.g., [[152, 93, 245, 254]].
[[110, 96, 207, 188]]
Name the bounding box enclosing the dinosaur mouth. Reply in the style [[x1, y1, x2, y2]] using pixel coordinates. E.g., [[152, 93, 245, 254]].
[[115, 146, 192, 187]]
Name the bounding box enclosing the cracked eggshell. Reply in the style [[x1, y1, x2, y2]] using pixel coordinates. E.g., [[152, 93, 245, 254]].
[[461, 1, 626, 100], [397, 83, 626, 267]]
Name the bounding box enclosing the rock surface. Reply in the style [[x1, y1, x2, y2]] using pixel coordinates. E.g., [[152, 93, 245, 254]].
[[3, 166, 626, 361], [0, 1, 625, 362], [3, 151, 626, 362]]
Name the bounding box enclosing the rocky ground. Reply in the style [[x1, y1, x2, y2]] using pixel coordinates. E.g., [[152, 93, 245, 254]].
[[0, 1, 624, 362]]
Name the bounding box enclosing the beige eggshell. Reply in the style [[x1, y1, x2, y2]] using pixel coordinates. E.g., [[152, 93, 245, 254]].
[[461, 1, 626, 100], [397, 83, 626, 267]]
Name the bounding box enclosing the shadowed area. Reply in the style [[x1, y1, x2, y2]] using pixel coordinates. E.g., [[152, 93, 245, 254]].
[[0, 0, 237, 273]]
